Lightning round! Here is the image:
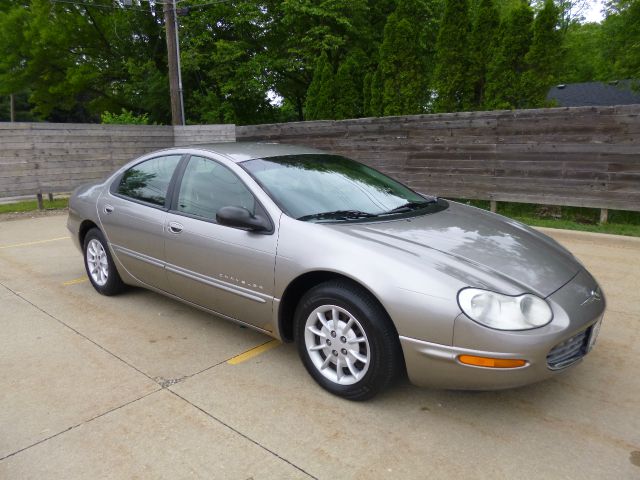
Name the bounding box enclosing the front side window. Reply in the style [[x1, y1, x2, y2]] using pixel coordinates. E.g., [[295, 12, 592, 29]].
[[117, 155, 182, 206], [176, 156, 255, 220]]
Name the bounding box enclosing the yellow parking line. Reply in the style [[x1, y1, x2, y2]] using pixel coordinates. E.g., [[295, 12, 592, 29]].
[[0, 236, 68, 250], [63, 277, 89, 286], [227, 339, 281, 365]]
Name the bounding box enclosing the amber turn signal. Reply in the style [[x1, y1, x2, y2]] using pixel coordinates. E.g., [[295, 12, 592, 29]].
[[458, 355, 526, 368]]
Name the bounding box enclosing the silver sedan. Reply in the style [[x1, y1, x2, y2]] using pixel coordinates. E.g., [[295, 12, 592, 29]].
[[67, 143, 605, 400]]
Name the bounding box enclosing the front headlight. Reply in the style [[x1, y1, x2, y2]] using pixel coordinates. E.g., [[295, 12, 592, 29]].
[[457, 288, 553, 330]]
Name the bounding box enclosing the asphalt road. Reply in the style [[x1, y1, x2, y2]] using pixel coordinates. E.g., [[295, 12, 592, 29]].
[[1, 213, 639, 479]]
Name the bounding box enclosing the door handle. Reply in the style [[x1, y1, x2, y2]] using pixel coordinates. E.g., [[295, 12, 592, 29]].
[[168, 222, 183, 234], [104, 204, 114, 214]]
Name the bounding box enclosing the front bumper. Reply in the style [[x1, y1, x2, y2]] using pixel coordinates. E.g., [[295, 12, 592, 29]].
[[401, 269, 605, 390]]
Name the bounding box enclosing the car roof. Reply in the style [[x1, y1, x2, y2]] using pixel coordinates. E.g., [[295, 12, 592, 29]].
[[180, 142, 328, 163]]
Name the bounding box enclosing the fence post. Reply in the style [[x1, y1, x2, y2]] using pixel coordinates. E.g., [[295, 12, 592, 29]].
[[599, 209, 608, 224]]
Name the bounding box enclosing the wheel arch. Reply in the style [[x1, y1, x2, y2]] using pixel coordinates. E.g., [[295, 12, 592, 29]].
[[79, 220, 100, 247], [277, 270, 397, 343]]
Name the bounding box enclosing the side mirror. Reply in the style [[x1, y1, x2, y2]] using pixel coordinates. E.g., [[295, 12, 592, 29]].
[[216, 206, 270, 232]]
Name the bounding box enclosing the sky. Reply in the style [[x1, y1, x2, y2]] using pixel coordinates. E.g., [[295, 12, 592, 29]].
[[583, 0, 605, 23]]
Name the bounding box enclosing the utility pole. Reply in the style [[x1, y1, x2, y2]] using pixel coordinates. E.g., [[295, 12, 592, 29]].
[[9, 94, 15, 122], [163, 0, 185, 125]]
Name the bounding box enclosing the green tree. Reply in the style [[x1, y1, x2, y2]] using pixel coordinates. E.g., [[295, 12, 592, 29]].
[[0, 0, 169, 123], [468, 0, 500, 108], [0, 0, 287, 125], [601, 0, 640, 80], [532, 0, 591, 32], [493, 0, 528, 19], [362, 72, 373, 117], [521, 0, 563, 107], [368, 68, 384, 116], [334, 49, 369, 119], [558, 22, 606, 82], [179, 0, 280, 125], [484, 3, 534, 109], [273, 0, 372, 120], [433, 0, 473, 112], [304, 51, 335, 120], [279, 0, 372, 61], [377, 0, 435, 116]]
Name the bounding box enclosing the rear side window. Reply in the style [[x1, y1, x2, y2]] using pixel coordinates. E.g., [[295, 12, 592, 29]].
[[117, 155, 182, 206]]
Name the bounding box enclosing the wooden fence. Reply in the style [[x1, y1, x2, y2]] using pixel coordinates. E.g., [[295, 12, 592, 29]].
[[237, 105, 640, 213], [0, 123, 234, 199], [174, 125, 235, 147], [1, 106, 639, 213]]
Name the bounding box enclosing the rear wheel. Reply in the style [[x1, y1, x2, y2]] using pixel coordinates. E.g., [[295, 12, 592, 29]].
[[83, 228, 125, 296], [294, 280, 402, 400]]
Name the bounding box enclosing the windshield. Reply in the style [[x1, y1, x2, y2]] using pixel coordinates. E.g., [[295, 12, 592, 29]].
[[241, 154, 437, 221]]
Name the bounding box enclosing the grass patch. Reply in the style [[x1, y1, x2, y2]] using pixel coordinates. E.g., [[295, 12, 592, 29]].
[[452, 199, 640, 237], [0, 198, 68, 214]]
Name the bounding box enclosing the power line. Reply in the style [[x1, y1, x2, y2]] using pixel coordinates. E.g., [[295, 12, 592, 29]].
[[49, 0, 236, 12], [50, 0, 154, 12]]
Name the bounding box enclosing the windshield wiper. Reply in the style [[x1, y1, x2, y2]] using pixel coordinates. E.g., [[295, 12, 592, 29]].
[[297, 210, 378, 222], [381, 199, 438, 215]]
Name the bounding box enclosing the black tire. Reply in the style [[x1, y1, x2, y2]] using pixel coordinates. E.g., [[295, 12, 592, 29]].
[[83, 228, 126, 296], [294, 279, 403, 401]]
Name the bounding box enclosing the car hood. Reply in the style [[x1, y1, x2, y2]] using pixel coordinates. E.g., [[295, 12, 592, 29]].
[[328, 202, 580, 298]]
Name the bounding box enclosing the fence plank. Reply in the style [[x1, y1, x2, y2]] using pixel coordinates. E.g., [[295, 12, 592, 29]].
[[237, 105, 640, 212], [2, 106, 640, 212], [0, 124, 234, 197]]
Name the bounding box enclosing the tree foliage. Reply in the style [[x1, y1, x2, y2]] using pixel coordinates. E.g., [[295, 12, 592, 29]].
[[558, 22, 605, 82], [532, 0, 592, 31], [368, 68, 384, 117], [373, 0, 436, 116], [600, 0, 640, 80], [101, 109, 150, 125], [0, 0, 168, 123], [521, 0, 563, 107], [484, 3, 534, 109], [304, 51, 335, 120], [432, 0, 472, 112], [468, 0, 500, 108], [334, 49, 369, 119], [0, 0, 638, 124], [557, 1, 640, 84]]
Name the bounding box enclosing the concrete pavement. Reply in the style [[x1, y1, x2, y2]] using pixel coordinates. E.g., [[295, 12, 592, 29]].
[[0, 214, 639, 479]]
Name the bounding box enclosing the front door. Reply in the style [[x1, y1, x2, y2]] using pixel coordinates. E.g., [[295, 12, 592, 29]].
[[164, 155, 278, 332]]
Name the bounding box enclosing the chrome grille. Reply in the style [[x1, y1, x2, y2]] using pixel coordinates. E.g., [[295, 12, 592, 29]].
[[547, 327, 590, 370]]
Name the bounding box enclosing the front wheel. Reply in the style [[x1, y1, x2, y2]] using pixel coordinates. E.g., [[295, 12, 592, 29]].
[[294, 280, 403, 401], [83, 228, 125, 296]]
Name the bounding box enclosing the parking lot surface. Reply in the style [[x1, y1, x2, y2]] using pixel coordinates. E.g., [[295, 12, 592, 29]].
[[1, 213, 639, 479]]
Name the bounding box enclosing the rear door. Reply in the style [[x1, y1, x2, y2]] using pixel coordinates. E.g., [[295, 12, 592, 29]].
[[98, 154, 183, 291], [163, 155, 279, 332]]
